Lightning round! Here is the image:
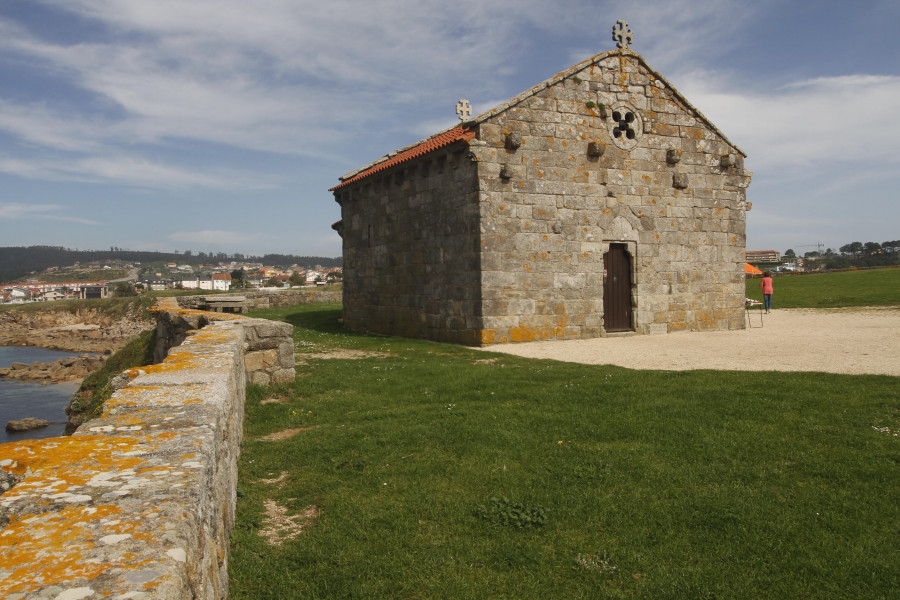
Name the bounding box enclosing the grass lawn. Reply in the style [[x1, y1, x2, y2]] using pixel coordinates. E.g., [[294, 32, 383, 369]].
[[746, 267, 900, 308], [229, 303, 900, 599]]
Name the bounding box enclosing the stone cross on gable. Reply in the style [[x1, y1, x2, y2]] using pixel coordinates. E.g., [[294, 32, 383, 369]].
[[456, 99, 472, 121], [612, 20, 634, 49]]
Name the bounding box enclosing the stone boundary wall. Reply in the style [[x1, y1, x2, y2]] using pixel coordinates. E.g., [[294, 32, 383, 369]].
[[0, 297, 295, 599], [176, 288, 340, 312]]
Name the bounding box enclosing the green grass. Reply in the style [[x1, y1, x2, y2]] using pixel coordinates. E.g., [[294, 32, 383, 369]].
[[0, 294, 156, 316], [229, 303, 900, 599], [21, 268, 129, 283], [746, 267, 900, 308], [65, 327, 157, 433]]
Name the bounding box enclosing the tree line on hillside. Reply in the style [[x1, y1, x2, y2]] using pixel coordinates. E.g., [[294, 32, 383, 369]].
[[0, 246, 342, 284], [782, 239, 899, 270]]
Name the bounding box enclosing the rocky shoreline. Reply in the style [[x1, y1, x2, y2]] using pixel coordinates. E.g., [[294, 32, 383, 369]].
[[0, 353, 108, 383], [0, 305, 153, 354], [1, 304, 155, 435]]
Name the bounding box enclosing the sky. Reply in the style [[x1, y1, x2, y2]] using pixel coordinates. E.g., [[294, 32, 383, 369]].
[[0, 0, 898, 259]]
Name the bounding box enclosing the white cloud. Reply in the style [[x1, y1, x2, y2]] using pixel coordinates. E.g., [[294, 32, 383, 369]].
[[0, 203, 60, 218], [0, 202, 99, 224], [675, 71, 900, 171], [0, 154, 276, 190], [0, 0, 775, 192]]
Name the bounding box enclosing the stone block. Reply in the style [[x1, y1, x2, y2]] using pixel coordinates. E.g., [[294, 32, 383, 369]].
[[244, 349, 277, 372], [271, 368, 296, 384], [249, 371, 272, 386]]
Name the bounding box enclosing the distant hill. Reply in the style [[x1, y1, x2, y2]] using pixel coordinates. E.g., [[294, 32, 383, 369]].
[[0, 246, 341, 283]]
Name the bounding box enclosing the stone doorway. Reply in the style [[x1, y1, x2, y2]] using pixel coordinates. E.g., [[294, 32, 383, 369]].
[[603, 243, 634, 332]]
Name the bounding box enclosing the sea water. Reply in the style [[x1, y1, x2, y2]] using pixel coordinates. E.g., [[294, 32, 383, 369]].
[[0, 346, 84, 444]]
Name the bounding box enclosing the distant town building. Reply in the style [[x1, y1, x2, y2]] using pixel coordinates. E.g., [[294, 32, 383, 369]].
[[746, 250, 780, 262]]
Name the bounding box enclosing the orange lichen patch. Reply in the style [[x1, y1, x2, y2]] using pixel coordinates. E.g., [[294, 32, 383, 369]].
[[508, 316, 569, 343], [0, 505, 121, 594], [479, 329, 497, 345], [0, 436, 142, 478]]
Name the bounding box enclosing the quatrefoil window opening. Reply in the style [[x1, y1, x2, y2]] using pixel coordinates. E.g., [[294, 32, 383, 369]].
[[606, 101, 642, 150], [612, 110, 636, 140]]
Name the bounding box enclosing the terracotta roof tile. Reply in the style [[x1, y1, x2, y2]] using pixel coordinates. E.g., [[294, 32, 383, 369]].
[[330, 125, 475, 191]]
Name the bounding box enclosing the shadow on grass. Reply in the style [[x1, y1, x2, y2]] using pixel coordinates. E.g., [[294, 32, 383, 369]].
[[279, 307, 360, 336]]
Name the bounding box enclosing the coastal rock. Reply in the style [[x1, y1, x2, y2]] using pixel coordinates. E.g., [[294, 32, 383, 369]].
[[0, 306, 153, 353], [0, 354, 107, 383], [6, 417, 50, 432]]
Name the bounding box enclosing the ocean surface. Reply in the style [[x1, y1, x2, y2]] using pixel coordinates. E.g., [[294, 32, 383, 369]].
[[0, 346, 83, 445]]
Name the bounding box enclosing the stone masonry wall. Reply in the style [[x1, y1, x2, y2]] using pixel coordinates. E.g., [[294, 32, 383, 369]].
[[470, 51, 752, 342], [176, 288, 340, 313], [0, 297, 294, 599], [335, 145, 484, 345]]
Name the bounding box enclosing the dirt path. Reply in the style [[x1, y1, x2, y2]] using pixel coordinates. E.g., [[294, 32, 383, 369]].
[[480, 307, 900, 376]]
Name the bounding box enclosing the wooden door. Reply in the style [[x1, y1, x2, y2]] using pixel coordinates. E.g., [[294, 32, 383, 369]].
[[603, 244, 633, 332]]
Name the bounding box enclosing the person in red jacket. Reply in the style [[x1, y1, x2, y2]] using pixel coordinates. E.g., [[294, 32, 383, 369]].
[[760, 271, 774, 313]]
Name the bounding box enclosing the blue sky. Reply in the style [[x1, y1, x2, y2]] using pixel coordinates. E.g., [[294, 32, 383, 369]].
[[1, 0, 898, 258]]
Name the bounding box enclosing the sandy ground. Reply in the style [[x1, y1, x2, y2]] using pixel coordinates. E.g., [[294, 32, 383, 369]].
[[480, 307, 900, 376]]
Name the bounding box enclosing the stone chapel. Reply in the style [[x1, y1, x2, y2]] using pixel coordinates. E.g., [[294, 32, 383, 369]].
[[330, 26, 752, 346]]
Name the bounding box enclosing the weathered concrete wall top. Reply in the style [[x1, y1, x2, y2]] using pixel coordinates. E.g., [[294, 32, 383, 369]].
[[0, 297, 295, 599]]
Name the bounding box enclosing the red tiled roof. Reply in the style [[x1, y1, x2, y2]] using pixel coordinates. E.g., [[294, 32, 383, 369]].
[[330, 124, 476, 191]]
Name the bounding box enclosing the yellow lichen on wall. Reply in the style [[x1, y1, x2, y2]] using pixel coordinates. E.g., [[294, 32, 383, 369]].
[[1, 505, 120, 593], [508, 315, 570, 343]]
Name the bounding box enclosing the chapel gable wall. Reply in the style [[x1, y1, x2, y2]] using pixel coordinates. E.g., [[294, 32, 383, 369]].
[[470, 53, 751, 343]]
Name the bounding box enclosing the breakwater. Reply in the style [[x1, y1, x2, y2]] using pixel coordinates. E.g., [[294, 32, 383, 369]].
[[0, 295, 299, 599]]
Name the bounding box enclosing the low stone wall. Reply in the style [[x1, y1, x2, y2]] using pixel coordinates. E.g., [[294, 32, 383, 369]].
[[176, 288, 340, 312], [0, 297, 295, 599], [154, 300, 295, 386]]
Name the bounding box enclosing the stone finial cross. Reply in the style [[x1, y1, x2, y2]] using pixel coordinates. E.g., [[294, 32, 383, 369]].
[[612, 20, 634, 49], [456, 99, 472, 121]]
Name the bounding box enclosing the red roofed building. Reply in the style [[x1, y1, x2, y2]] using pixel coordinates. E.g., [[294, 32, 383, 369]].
[[331, 42, 752, 345]]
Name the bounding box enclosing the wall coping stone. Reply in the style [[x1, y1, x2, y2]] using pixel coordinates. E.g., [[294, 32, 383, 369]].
[[0, 297, 295, 599]]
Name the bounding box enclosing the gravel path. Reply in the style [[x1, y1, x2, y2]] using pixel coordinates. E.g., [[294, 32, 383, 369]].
[[480, 307, 900, 376]]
